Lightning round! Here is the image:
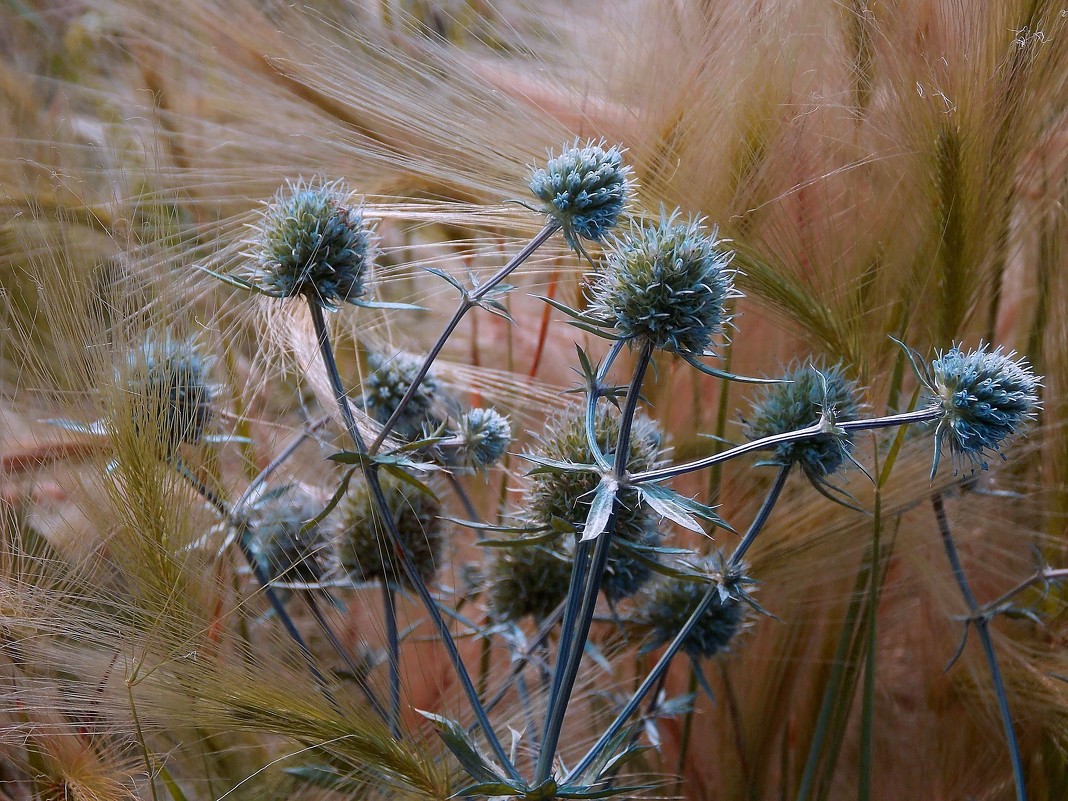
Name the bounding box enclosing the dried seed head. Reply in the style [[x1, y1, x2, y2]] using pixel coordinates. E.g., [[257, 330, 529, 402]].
[[744, 362, 862, 479], [335, 476, 444, 589], [528, 140, 632, 247], [927, 344, 1041, 476], [248, 487, 333, 585], [589, 210, 736, 355], [250, 178, 373, 306], [123, 337, 215, 456], [363, 350, 439, 439]]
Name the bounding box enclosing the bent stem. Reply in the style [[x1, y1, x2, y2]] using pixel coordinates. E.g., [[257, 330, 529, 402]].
[[566, 460, 789, 782], [370, 221, 560, 453], [931, 492, 1027, 801], [308, 299, 519, 781], [535, 343, 653, 783]]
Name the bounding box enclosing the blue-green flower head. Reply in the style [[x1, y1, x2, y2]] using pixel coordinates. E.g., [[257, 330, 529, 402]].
[[249, 486, 333, 586], [744, 362, 862, 479], [124, 337, 216, 455], [588, 210, 738, 355], [250, 178, 373, 307], [642, 563, 747, 659], [362, 350, 439, 439], [926, 344, 1041, 477], [454, 407, 512, 470], [335, 475, 444, 589], [528, 140, 632, 247], [489, 541, 574, 623]]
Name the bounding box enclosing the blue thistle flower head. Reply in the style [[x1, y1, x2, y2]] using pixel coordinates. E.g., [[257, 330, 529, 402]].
[[641, 560, 748, 659], [744, 362, 862, 480], [250, 178, 374, 307], [454, 407, 512, 471], [362, 350, 439, 439], [249, 486, 333, 586], [924, 344, 1041, 477], [124, 337, 216, 455], [489, 541, 574, 623], [588, 210, 738, 355], [528, 140, 632, 248]]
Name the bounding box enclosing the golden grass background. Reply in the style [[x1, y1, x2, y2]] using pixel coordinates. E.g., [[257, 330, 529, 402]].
[[1, 1, 1066, 799]]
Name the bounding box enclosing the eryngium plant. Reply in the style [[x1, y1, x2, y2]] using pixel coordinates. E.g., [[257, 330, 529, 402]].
[[248, 486, 333, 585]]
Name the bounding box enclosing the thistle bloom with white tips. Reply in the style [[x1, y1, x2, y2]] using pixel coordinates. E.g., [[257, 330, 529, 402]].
[[588, 210, 737, 355], [925, 344, 1041, 477], [250, 178, 374, 307], [528, 140, 632, 247]]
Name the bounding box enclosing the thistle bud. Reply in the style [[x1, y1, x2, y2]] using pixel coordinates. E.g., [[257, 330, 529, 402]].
[[453, 407, 512, 471], [362, 350, 439, 439], [641, 568, 747, 659], [248, 487, 333, 585]]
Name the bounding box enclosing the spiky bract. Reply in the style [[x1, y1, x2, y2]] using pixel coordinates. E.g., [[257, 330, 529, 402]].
[[335, 476, 444, 589], [528, 140, 631, 247], [248, 487, 332, 585], [250, 178, 373, 306], [589, 211, 736, 355], [926, 344, 1041, 476], [489, 542, 574, 623], [744, 362, 862, 479], [123, 337, 215, 456], [453, 407, 512, 470], [642, 573, 746, 659], [363, 350, 439, 439]]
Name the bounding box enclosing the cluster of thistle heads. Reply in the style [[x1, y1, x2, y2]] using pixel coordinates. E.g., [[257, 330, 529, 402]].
[[76, 139, 1041, 668]]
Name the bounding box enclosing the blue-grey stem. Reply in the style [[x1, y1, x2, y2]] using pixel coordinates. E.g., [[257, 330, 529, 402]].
[[382, 580, 402, 738], [535, 343, 653, 783], [369, 221, 560, 454], [931, 492, 1027, 801], [585, 339, 627, 472], [309, 300, 520, 780], [173, 460, 385, 717], [566, 461, 789, 782], [632, 406, 941, 484]]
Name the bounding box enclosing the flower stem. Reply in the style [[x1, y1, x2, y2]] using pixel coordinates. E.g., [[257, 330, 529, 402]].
[[535, 343, 653, 783], [632, 406, 940, 484], [369, 221, 559, 454], [931, 492, 1027, 801], [382, 580, 402, 738], [308, 300, 519, 780]]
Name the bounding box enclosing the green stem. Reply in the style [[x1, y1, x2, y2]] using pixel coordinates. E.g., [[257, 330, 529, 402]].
[[370, 221, 559, 453], [309, 300, 519, 780], [535, 343, 653, 783], [931, 493, 1027, 801]]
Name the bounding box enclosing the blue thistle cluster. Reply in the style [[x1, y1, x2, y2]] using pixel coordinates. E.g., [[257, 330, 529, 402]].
[[641, 565, 747, 659], [489, 542, 574, 623], [362, 350, 440, 439], [923, 344, 1041, 477], [588, 210, 736, 355], [334, 476, 444, 589], [528, 140, 632, 247], [744, 362, 862, 480], [452, 407, 512, 471], [248, 487, 333, 585], [125, 337, 216, 455], [250, 178, 373, 307]]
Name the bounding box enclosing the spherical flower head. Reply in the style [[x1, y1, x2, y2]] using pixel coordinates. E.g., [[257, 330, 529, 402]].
[[454, 407, 512, 470], [251, 178, 373, 306], [588, 210, 737, 355], [602, 525, 660, 603], [249, 487, 332, 585], [527, 404, 661, 544], [489, 542, 574, 623], [363, 350, 439, 439], [744, 362, 862, 479], [124, 337, 215, 455], [642, 568, 747, 659], [335, 476, 444, 589], [528, 140, 632, 247], [926, 344, 1040, 476]]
